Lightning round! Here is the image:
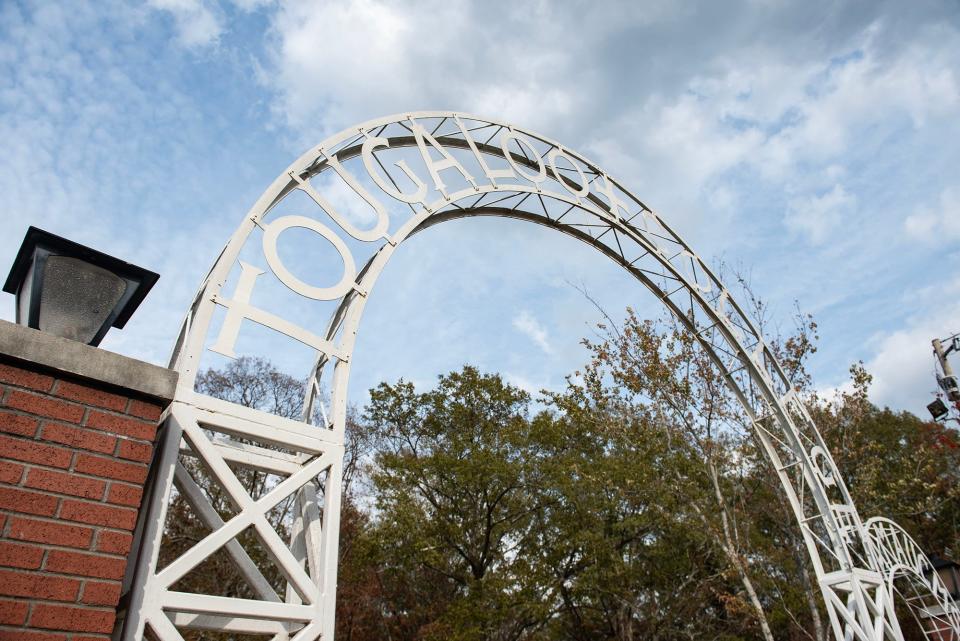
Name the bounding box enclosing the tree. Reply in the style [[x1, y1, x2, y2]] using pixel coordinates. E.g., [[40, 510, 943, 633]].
[[351, 356, 780, 641], [564, 298, 960, 641], [345, 297, 826, 641], [559, 308, 779, 641], [542, 276, 838, 641], [166, 323, 960, 641], [812, 364, 960, 556], [536, 381, 741, 641], [357, 367, 551, 641]]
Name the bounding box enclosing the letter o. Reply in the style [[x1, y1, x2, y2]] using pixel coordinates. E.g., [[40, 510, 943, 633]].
[[548, 148, 589, 198], [262, 215, 357, 300], [810, 446, 837, 488], [501, 131, 546, 183]]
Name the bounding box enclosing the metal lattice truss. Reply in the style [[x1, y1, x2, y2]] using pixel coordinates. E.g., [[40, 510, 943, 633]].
[[119, 112, 960, 641]]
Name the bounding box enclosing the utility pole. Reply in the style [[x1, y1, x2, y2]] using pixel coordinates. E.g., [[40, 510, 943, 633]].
[[933, 336, 960, 407]]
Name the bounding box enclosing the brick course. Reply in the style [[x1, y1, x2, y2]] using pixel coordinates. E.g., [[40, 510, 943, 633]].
[[25, 469, 106, 501], [93, 531, 131, 557], [0, 631, 71, 641], [0, 414, 39, 438], [0, 541, 44, 569], [7, 517, 93, 549], [78, 581, 120, 607], [29, 603, 115, 634], [0, 463, 22, 485], [4, 392, 85, 425], [73, 454, 147, 485], [0, 359, 166, 640], [40, 423, 116, 456], [53, 382, 127, 413], [0, 599, 28, 625], [58, 500, 137, 531], [0, 365, 54, 394], [84, 412, 155, 442], [105, 483, 142, 508]]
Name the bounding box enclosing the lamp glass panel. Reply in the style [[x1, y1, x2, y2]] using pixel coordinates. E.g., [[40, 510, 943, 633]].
[[17, 260, 34, 325], [38, 256, 127, 343]]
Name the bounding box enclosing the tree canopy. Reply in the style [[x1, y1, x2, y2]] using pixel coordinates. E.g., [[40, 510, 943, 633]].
[[170, 313, 960, 641]]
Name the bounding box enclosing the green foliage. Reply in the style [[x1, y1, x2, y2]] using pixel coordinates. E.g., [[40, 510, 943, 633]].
[[812, 364, 960, 555], [341, 307, 958, 641], [360, 367, 549, 641], [170, 317, 960, 641]]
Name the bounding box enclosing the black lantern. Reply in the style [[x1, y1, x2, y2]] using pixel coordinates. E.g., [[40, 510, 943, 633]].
[[3, 227, 159, 346], [928, 398, 950, 422]]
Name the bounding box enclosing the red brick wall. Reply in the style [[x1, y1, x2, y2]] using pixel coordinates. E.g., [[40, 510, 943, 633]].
[[0, 360, 165, 641]]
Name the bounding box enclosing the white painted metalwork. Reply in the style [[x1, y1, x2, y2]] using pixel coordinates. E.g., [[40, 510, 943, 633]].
[[119, 112, 960, 640]]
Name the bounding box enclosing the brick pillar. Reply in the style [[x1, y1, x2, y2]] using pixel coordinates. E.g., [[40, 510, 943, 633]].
[[0, 320, 176, 641]]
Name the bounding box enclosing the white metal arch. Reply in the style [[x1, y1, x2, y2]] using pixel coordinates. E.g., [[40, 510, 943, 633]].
[[119, 112, 959, 641], [864, 518, 960, 638]]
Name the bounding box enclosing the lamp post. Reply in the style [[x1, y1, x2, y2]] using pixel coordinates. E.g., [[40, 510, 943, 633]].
[[930, 334, 960, 424], [3, 227, 159, 346], [934, 337, 960, 403]]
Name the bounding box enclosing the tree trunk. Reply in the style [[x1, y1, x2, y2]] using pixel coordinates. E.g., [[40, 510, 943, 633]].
[[794, 537, 826, 641], [705, 461, 776, 641]]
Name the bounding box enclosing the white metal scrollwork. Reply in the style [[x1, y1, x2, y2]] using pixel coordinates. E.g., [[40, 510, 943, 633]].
[[118, 112, 959, 641]]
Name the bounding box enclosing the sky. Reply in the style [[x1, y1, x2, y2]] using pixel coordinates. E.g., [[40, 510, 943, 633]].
[[1, 0, 959, 417]]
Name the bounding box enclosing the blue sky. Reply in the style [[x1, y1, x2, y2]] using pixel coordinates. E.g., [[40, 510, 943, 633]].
[[1, 0, 958, 416]]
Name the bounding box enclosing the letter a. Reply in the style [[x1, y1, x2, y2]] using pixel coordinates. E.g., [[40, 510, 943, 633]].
[[410, 117, 477, 198]]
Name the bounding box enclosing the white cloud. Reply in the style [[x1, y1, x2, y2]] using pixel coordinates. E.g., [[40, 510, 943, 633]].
[[512, 310, 553, 355], [249, 2, 960, 416], [229, 0, 275, 10], [259, 0, 597, 144], [768, 32, 959, 165], [585, 21, 960, 222], [784, 184, 856, 244], [816, 276, 960, 415], [859, 276, 960, 414], [148, 0, 223, 47], [904, 187, 960, 243], [0, 1, 265, 366], [3, 0, 959, 421]]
